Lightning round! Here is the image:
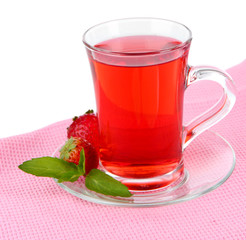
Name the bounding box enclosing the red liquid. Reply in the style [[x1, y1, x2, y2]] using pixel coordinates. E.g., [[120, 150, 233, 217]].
[[88, 35, 190, 179]]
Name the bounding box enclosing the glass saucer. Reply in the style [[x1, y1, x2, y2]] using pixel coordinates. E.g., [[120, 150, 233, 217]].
[[53, 130, 235, 207]]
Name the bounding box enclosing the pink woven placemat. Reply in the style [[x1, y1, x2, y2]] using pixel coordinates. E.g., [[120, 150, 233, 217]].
[[0, 60, 245, 240]]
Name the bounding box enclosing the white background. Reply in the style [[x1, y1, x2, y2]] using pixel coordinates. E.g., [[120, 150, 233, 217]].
[[0, 0, 245, 138]]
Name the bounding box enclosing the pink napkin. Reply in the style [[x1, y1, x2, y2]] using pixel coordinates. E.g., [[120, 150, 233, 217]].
[[1, 60, 246, 240]]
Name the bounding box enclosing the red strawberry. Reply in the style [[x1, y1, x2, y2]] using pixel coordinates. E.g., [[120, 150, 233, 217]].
[[59, 137, 99, 174], [67, 110, 99, 151]]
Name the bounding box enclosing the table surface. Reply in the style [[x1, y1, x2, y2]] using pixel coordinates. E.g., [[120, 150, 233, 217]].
[[0, 60, 245, 240]]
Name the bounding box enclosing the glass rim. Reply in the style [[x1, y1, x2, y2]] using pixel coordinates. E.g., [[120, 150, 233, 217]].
[[82, 17, 192, 56]]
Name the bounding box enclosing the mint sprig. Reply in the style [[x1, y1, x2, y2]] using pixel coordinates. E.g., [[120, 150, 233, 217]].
[[85, 169, 132, 197], [18, 150, 132, 198], [18, 157, 82, 182], [78, 148, 85, 175]]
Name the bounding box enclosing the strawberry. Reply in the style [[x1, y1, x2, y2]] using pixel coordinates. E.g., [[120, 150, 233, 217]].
[[67, 110, 99, 151], [59, 137, 99, 174]]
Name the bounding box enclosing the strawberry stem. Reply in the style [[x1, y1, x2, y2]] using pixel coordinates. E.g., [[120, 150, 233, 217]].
[[85, 109, 94, 114], [72, 116, 78, 121]]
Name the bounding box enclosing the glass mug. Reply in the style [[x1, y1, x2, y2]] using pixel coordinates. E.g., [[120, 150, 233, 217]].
[[83, 18, 236, 191]]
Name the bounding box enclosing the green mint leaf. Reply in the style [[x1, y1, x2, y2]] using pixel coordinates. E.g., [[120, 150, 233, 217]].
[[57, 171, 81, 183], [18, 157, 82, 182], [77, 148, 85, 175], [85, 169, 132, 197]]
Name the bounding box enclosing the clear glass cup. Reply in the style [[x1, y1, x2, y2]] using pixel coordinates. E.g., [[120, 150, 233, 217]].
[[83, 18, 236, 191]]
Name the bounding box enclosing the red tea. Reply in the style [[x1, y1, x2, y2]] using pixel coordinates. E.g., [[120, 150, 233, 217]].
[[88, 35, 189, 179]]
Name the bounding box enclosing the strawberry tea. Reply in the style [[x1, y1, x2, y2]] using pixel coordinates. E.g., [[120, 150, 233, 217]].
[[86, 35, 189, 189], [83, 18, 236, 190]]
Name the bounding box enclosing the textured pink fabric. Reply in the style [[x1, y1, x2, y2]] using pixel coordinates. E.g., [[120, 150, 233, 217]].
[[0, 60, 246, 240]]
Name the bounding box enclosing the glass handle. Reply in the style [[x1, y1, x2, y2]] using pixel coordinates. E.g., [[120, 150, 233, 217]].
[[183, 65, 236, 149]]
